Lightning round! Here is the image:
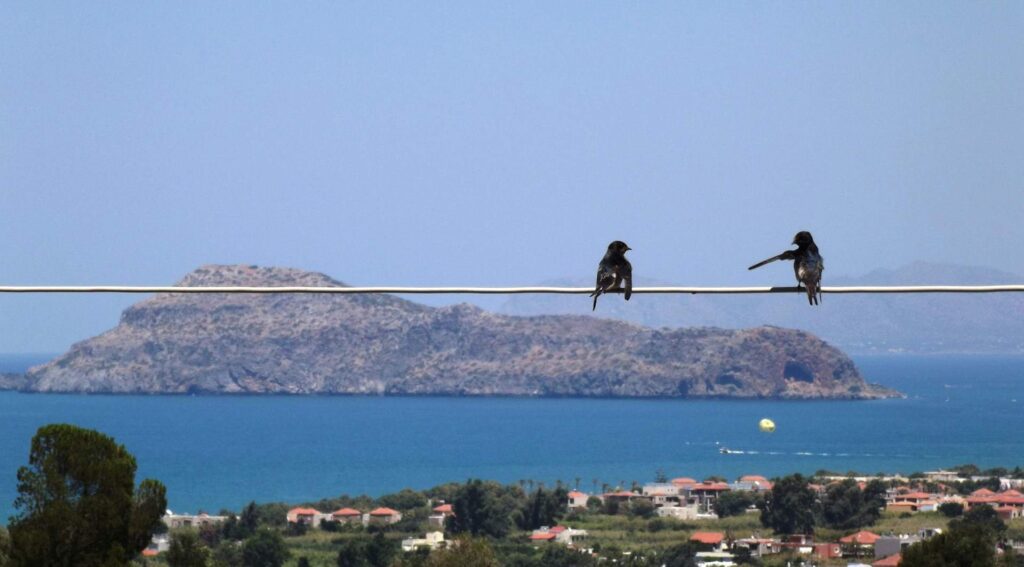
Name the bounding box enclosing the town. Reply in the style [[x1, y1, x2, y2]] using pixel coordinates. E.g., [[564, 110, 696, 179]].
[[139, 466, 1024, 566]]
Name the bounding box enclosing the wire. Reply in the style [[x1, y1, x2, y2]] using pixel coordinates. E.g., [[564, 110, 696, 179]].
[[1, 285, 1023, 295]]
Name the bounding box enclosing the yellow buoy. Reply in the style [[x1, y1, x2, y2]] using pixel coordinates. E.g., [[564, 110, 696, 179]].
[[759, 418, 776, 433]]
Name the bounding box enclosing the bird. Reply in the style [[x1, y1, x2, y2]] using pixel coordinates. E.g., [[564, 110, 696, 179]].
[[748, 231, 824, 305], [591, 241, 633, 311]]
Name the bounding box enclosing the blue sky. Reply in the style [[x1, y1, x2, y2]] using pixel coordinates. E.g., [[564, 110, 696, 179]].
[[2, 2, 1022, 352]]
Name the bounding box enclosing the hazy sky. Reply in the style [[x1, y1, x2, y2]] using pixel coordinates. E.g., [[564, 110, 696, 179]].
[[2, 3, 1023, 353]]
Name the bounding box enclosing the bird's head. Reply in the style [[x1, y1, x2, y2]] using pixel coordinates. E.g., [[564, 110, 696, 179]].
[[792, 231, 814, 246], [608, 241, 632, 254]]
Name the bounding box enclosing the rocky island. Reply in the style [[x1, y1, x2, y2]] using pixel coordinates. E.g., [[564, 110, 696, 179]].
[[17, 265, 898, 398]]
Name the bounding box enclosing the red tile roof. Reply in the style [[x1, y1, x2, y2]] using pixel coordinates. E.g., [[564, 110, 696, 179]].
[[840, 530, 881, 545], [971, 488, 996, 496], [529, 533, 556, 540], [369, 507, 399, 516], [289, 507, 320, 516], [740, 475, 769, 483], [997, 496, 1024, 505], [873, 553, 902, 566], [432, 504, 453, 513], [332, 508, 362, 517], [898, 492, 932, 500], [690, 531, 725, 545], [548, 526, 567, 534], [567, 491, 587, 498], [671, 477, 697, 486], [142, 549, 159, 557], [1002, 489, 1024, 498], [691, 482, 730, 491]]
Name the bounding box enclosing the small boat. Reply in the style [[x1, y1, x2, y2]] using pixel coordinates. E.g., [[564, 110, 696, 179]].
[[719, 447, 737, 455]]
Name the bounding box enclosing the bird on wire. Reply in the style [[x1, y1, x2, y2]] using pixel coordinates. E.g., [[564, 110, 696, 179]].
[[748, 231, 824, 305], [591, 240, 633, 311]]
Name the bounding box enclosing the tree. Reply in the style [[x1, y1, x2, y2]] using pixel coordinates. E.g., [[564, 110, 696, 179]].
[[659, 543, 698, 567], [0, 527, 10, 566], [819, 479, 884, 529], [426, 536, 498, 567], [241, 529, 289, 567], [7, 424, 167, 567], [938, 502, 964, 518], [168, 529, 211, 567], [715, 491, 756, 518], [364, 531, 396, 567], [336, 539, 367, 567], [238, 502, 260, 539], [212, 541, 244, 567], [628, 499, 656, 519], [759, 474, 817, 535], [448, 480, 516, 538]]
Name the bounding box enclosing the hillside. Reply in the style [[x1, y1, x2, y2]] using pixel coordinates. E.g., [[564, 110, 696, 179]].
[[19, 265, 894, 398], [500, 262, 1024, 354]]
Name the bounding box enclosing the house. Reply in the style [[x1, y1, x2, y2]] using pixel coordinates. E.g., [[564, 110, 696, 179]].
[[732, 537, 782, 557], [142, 534, 170, 557], [331, 508, 363, 525], [286, 507, 324, 527], [733, 532, 778, 556], [367, 507, 402, 525], [687, 482, 730, 512], [671, 477, 698, 489], [780, 534, 814, 554], [694, 551, 736, 566], [997, 506, 1021, 520], [567, 491, 590, 509], [428, 503, 454, 528], [731, 475, 773, 492], [163, 511, 228, 529], [840, 530, 880, 557], [401, 531, 446, 552], [656, 504, 700, 520], [812, 543, 842, 559], [690, 531, 727, 552], [923, 470, 960, 482], [600, 490, 637, 504], [873, 553, 902, 566], [529, 525, 588, 546]]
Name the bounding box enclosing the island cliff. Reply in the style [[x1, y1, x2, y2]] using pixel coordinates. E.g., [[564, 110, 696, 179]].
[[21, 265, 898, 398]]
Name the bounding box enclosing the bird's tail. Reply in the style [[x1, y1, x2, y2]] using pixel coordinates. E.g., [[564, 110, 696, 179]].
[[806, 281, 818, 306], [591, 290, 601, 311]]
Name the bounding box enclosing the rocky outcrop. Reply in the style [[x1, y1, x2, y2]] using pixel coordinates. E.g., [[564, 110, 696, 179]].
[[22, 265, 898, 399]]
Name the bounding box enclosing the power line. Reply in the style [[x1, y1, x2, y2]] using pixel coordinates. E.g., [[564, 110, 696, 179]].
[[1, 285, 1023, 295]]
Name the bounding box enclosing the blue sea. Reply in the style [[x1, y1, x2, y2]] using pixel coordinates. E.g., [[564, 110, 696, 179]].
[[1, 354, 1023, 520]]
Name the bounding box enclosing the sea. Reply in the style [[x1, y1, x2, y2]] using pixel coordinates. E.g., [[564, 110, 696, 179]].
[[1, 354, 1022, 520]]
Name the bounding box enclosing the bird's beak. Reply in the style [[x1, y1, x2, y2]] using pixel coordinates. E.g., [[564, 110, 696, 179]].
[[626, 247, 632, 251]]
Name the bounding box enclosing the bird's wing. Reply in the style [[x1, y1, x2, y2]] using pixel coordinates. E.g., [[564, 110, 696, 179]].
[[622, 261, 633, 301], [748, 250, 796, 270]]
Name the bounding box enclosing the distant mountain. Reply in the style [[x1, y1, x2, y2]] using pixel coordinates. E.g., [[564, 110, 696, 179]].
[[500, 262, 1024, 354], [19, 265, 895, 399]]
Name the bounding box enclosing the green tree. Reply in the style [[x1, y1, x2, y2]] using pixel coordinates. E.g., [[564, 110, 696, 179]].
[[211, 541, 244, 567], [659, 543, 697, 567], [628, 499, 656, 519], [759, 474, 817, 535], [241, 529, 289, 567], [377, 489, 428, 511], [0, 526, 10, 567], [448, 480, 516, 538], [337, 539, 368, 567], [715, 491, 756, 518], [426, 536, 498, 567], [7, 424, 168, 567], [365, 531, 396, 567], [820, 479, 884, 529], [168, 529, 211, 567], [938, 502, 964, 518], [238, 502, 260, 539]]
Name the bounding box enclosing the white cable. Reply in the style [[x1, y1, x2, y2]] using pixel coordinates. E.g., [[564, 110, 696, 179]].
[[1, 285, 1023, 294]]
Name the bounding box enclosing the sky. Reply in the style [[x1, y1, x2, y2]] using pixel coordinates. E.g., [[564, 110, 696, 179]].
[[2, 2, 1023, 353]]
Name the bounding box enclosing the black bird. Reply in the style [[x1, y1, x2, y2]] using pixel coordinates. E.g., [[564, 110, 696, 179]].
[[748, 231, 824, 305], [591, 241, 633, 311]]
